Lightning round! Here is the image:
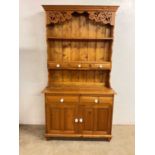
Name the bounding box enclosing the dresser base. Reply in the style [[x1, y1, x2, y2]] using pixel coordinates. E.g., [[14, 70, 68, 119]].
[[45, 133, 112, 141]]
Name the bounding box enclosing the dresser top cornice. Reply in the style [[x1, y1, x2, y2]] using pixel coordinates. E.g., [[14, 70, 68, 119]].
[[42, 5, 119, 12]]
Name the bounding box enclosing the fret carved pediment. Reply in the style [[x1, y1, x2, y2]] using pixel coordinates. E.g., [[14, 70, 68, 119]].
[[88, 11, 113, 25], [47, 11, 72, 24], [46, 11, 115, 25]]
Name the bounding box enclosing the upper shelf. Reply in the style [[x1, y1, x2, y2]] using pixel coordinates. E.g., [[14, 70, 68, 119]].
[[47, 37, 113, 41]]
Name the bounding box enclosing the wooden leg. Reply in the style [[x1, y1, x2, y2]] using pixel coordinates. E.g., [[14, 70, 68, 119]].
[[106, 137, 112, 142], [45, 137, 50, 140]]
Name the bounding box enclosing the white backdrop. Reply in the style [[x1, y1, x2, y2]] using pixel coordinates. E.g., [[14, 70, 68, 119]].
[[19, 0, 134, 124]]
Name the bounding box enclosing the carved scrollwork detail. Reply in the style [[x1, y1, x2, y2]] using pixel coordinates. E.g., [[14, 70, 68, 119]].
[[47, 11, 72, 24], [88, 11, 113, 25], [46, 11, 114, 25]]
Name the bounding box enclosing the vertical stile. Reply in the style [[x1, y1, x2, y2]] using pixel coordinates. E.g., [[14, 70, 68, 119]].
[[79, 15, 88, 83], [51, 24, 63, 61], [87, 71, 95, 83], [62, 20, 72, 83], [47, 40, 51, 61], [96, 23, 105, 38], [95, 23, 105, 84], [96, 42, 105, 62], [79, 15, 88, 61], [105, 25, 111, 38], [62, 70, 71, 83], [88, 20, 96, 60], [71, 16, 80, 62], [62, 20, 71, 62], [54, 24, 63, 81], [87, 20, 96, 83], [71, 70, 79, 83], [70, 16, 80, 82]]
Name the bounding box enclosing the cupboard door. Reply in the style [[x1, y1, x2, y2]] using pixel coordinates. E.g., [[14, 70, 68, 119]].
[[78, 105, 94, 134], [78, 104, 112, 135], [46, 104, 62, 133], [46, 103, 77, 134], [93, 103, 113, 135], [63, 104, 78, 134]]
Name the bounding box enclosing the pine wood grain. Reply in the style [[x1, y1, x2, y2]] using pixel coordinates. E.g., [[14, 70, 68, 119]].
[[43, 5, 118, 140]]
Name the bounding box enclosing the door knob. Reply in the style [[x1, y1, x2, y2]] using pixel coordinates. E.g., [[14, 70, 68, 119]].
[[74, 118, 78, 123], [94, 99, 99, 103], [79, 118, 83, 123], [78, 64, 81, 68], [99, 64, 103, 68], [60, 98, 64, 103], [56, 64, 60, 68]]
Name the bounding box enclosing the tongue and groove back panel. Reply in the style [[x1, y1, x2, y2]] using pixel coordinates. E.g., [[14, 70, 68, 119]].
[[49, 70, 110, 87], [47, 13, 113, 87]]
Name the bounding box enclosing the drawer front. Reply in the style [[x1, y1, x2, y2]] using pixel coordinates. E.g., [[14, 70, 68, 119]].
[[80, 96, 98, 103], [48, 62, 68, 69], [90, 63, 111, 70], [80, 96, 113, 104], [48, 62, 90, 69], [70, 63, 89, 68], [99, 97, 113, 104], [46, 95, 79, 103]]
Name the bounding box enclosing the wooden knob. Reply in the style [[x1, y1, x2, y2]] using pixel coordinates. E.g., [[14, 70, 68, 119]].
[[94, 99, 99, 103], [74, 118, 78, 123], [99, 64, 103, 68], [60, 98, 64, 103], [78, 64, 81, 68], [56, 64, 60, 68], [79, 118, 83, 123]]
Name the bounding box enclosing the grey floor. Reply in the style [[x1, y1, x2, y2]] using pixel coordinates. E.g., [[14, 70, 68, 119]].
[[20, 125, 134, 155]]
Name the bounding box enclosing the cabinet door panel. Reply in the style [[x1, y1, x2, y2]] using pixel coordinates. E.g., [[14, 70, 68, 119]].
[[46, 104, 62, 133], [84, 108, 93, 131], [46, 103, 77, 134], [63, 105, 77, 133], [78, 105, 94, 134], [78, 103, 113, 135], [94, 104, 112, 134], [50, 108, 60, 130]]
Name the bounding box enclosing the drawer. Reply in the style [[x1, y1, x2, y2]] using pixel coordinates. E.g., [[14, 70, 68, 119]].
[[80, 96, 99, 103], [90, 63, 111, 70], [80, 96, 113, 104], [99, 97, 113, 103], [46, 95, 79, 103], [48, 62, 69, 69], [70, 63, 89, 68]]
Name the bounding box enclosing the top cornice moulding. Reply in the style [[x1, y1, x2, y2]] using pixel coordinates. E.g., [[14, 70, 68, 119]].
[[42, 5, 119, 12]]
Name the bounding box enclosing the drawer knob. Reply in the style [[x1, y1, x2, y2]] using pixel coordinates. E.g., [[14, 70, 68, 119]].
[[99, 64, 103, 68], [60, 98, 64, 103], [74, 118, 78, 123], [79, 118, 83, 123], [94, 99, 99, 103], [78, 64, 81, 68], [56, 64, 60, 68]]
